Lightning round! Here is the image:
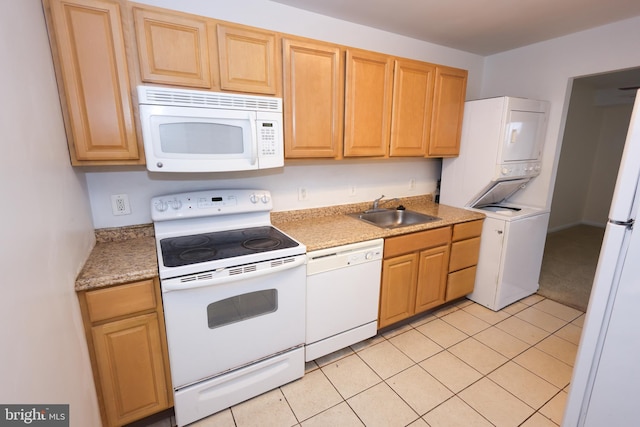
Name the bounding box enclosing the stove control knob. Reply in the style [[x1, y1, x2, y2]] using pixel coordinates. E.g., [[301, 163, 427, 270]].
[[261, 194, 271, 204], [501, 167, 510, 175], [154, 200, 168, 212], [169, 199, 182, 210], [250, 193, 259, 204]]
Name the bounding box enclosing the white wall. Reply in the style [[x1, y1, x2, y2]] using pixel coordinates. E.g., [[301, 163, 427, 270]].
[[86, 0, 485, 229], [548, 83, 603, 230], [0, 1, 99, 425], [548, 87, 631, 231], [481, 16, 640, 212], [583, 104, 632, 224]]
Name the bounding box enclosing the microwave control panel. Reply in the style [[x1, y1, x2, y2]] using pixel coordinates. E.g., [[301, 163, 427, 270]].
[[258, 121, 278, 156]]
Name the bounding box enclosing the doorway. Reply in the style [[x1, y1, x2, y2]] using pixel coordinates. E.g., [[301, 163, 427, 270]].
[[538, 67, 640, 311]]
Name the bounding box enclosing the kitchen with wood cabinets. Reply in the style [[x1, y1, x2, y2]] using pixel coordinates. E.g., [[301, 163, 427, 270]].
[[41, 0, 475, 425]]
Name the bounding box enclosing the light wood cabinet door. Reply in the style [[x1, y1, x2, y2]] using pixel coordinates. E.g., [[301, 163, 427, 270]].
[[283, 38, 344, 158], [390, 59, 435, 156], [415, 245, 450, 312], [133, 7, 212, 88], [344, 49, 393, 157], [79, 278, 172, 427], [92, 313, 170, 426], [217, 24, 278, 95], [379, 253, 418, 328], [44, 0, 140, 165], [428, 65, 468, 157]]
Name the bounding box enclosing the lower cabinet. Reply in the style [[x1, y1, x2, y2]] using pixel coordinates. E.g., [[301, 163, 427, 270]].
[[379, 227, 451, 328], [446, 219, 483, 301], [378, 219, 484, 329], [78, 278, 172, 427]]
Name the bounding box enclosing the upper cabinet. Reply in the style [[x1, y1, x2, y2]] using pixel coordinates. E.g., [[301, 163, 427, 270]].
[[44, 0, 467, 166], [428, 65, 468, 157], [43, 0, 142, 165], [132, 5, 280, 95], [282, 42, 467, 160], [133, 7, 213, 88], [343, 49, 394, 157], [390, 59, 436, 157], [282, 38, 344, 158], [217, 24, 279, 95]]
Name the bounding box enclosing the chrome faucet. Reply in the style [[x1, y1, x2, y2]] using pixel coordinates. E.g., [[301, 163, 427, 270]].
[[371, 195, 399, 211]]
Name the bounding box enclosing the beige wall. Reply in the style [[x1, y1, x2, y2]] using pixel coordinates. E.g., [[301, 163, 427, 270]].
[[0, 1, 99, 424]]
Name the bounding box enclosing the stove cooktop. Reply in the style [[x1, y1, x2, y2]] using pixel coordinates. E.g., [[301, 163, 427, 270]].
[[159, 226, 300, 268]]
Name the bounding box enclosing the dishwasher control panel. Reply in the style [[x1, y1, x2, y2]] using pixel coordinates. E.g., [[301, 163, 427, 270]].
[[306, 239, 384, 276], [347, 248, 382, 265]]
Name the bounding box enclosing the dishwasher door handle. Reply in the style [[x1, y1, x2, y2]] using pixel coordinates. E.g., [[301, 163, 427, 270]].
[[162, 255, 306, 292]]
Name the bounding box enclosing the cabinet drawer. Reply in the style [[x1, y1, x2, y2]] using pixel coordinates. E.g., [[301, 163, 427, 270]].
[[85, 279, 157, 323], [452, 219, 483, 242], [384, 226, 451, 258], [446, 266, 476, 301], [449, 236, 481, 272]]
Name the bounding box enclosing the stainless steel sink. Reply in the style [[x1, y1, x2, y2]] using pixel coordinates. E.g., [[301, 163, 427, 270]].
[[350, 209, 440, 229]]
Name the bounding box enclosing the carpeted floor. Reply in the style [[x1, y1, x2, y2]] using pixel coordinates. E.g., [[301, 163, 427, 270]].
[[538, 224, 605, 312]]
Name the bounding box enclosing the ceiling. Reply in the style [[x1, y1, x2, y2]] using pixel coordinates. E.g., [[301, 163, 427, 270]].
[[269, 0, 640, 56]]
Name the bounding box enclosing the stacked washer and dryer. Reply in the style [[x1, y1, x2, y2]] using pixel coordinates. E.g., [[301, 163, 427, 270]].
[[441, 97, 550, 311]]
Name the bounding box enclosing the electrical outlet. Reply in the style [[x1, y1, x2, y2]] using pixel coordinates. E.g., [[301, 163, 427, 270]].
[[409, 178, 416, 190], [111, 194, 131, 216], [298, 187, 308, 201]]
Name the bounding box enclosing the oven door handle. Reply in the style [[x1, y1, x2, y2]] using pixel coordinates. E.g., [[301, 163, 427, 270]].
[[161, 255, 306, 292]]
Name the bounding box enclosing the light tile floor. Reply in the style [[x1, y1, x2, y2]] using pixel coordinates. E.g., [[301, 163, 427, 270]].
[[188, 294, 584, 427]]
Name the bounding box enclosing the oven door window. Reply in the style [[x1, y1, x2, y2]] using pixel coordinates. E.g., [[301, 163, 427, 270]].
[[207, 289, 278, 329]]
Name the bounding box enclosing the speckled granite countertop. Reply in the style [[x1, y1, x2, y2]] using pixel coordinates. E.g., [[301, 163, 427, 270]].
[[271, 195, 485, 252], [75, 224, 157, 292], [75, 195, 483, 291]]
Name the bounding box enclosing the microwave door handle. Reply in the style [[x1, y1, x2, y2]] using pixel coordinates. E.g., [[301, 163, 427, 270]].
[[250, 118, 258, 166]]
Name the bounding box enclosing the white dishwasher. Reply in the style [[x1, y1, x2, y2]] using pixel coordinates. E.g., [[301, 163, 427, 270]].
[[305, 239, 384, 361]]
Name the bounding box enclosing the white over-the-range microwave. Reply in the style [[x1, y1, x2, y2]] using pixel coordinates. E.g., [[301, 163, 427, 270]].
[[137, 85, 284, 173]]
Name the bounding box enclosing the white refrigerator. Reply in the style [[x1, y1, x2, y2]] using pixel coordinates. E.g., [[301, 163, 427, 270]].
[[563, 90, 640, 426]]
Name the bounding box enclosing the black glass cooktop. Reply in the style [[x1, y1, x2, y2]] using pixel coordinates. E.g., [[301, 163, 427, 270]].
[[160, 226, 299, 268]]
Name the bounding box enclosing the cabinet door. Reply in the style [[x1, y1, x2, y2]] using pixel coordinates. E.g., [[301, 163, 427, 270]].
[[379, 253, 418, 328], [217, 24, 278, 95], [92, 313, 170, 427], [390, 59, 435, 156], [427, 65, 467, 157], [45, 0, 140, 164], [344, 49, 393, 157], [283, 38, 344, 158], [415, 245, 450, 313], [133, 7, 212, 88]]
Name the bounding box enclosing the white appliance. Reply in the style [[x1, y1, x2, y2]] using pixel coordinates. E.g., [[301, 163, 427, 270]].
[[151, 189, 306, 426], [563, 90, 640, 426], [441, 96, 550, 310], [305, 239, 383, 361], [138, 85, 284, 173]]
